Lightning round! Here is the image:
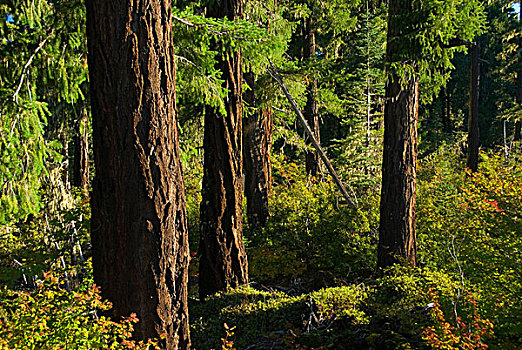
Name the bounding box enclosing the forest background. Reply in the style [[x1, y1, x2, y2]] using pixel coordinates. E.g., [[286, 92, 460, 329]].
[[0, 0, 521, 349]]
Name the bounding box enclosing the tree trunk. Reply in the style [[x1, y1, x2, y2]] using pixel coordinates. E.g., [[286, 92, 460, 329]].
[[516, 4, 522, 142], [467, 41, 480, 172], [515, 35, 522, 142], [303, 16, 322, 177], [243, 72, 272, 229], [377, 0, 418, 269], [441, 86, 452, 133], [73, 103, 89, 190], [199, 0, 249, 300], [515, 122, 522, 142], [86, 1, 190, 348]]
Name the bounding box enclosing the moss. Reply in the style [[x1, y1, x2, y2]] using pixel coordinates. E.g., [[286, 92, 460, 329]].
[[189, 285, 371, 349]]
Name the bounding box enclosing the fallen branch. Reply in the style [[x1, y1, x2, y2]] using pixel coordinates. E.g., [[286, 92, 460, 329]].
[[267, 60, 356, 209]]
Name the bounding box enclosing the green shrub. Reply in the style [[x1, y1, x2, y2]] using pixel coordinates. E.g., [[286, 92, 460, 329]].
[[417, 150, 522, 347], [0, 190, 90, 288], [246, 154, 378, 285], [190, 284, 370, 349], [0, 266, 159, 349]]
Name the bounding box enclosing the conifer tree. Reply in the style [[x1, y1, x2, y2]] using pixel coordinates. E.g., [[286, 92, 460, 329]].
[[377, 0, 484, 268], [302, 12, 322, 177], [241, 0, 288, 229], [467, 40, 481, 172], [243, 71, 273, 229], [330, 1, 386, 187], [199, 0, 249, 299], [287, 0, 358, 177], [0, 0, 87, 222], [86, 0, 190, 347]]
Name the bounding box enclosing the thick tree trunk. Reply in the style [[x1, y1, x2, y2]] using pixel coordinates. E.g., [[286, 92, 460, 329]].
[[467, 41, 480, 172], [86, 1, 190, 348], [377, 0, 418, 268], [303, 16, 322, 177], [199, 0, 249, 300], [243, 72, 272, 229], [73, 104, 89, 190]]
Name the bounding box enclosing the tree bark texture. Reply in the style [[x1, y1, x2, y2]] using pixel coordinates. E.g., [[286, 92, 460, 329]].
[[73, 104, 89, 190], [377, 0, 418, 268], [467, 41, 480, 172], [86, 1, 190, 348], [303, 16, 322, 177], [243, 72, 272, 229], [199, 0, 249, 300]]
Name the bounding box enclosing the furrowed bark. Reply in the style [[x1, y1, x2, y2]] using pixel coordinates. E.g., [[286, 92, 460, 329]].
[[243, 72, 272, 229], [86, 1, 190, 348], [199, 0, 249, 300], [377, 0, 418, 268]]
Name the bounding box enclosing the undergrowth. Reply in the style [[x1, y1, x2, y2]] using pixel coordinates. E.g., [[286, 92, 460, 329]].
[[0, 149, 520, 349]]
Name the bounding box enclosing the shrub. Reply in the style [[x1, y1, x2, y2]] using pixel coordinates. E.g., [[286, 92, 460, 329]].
[[246, 154, 377, 285], [190, 284, 370, 349], [417, 150, 522, 347], [0, 266, 159, 349]]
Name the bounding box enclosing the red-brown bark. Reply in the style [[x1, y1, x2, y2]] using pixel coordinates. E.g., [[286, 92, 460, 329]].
[[86, 1, 190, 348], [377, 0, 418, 268], [243, 72, 272, 229], [199, 0, 249, 299]]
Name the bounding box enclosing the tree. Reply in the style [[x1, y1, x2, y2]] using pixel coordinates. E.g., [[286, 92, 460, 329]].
[[516, 1, 522, 142], [0, 0, 86, 223], [377, 0, 419, 268], [198, 0, 249, 299], [85, 1, 190, 348], [329, 1, 386, 187], [243, 72, 273, 229], [377, 0, 484, 268], [302, 14, 322, 177], [72, 100, 89, 190], [467, 41, 481, 172]]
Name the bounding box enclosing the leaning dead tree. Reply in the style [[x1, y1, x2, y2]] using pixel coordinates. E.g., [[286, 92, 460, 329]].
[[267, 62, 356, 209]]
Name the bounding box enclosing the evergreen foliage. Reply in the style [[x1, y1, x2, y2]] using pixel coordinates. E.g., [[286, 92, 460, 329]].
[[0, 0, 87, 223], [0, 0, 521, 348]]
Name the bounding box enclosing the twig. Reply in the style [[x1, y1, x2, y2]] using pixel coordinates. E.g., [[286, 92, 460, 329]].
[[172, 15, 225, 35], [267, 60, 356, 208], [13, 259, 29, 286]]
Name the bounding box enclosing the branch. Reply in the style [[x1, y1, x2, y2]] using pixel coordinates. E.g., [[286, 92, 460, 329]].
[[172, 15, 259, 41], [172, 15, 225, 35], [441, 37, 474, 49], [13, 29, 54, 103], [267, 60, 356, 209]]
